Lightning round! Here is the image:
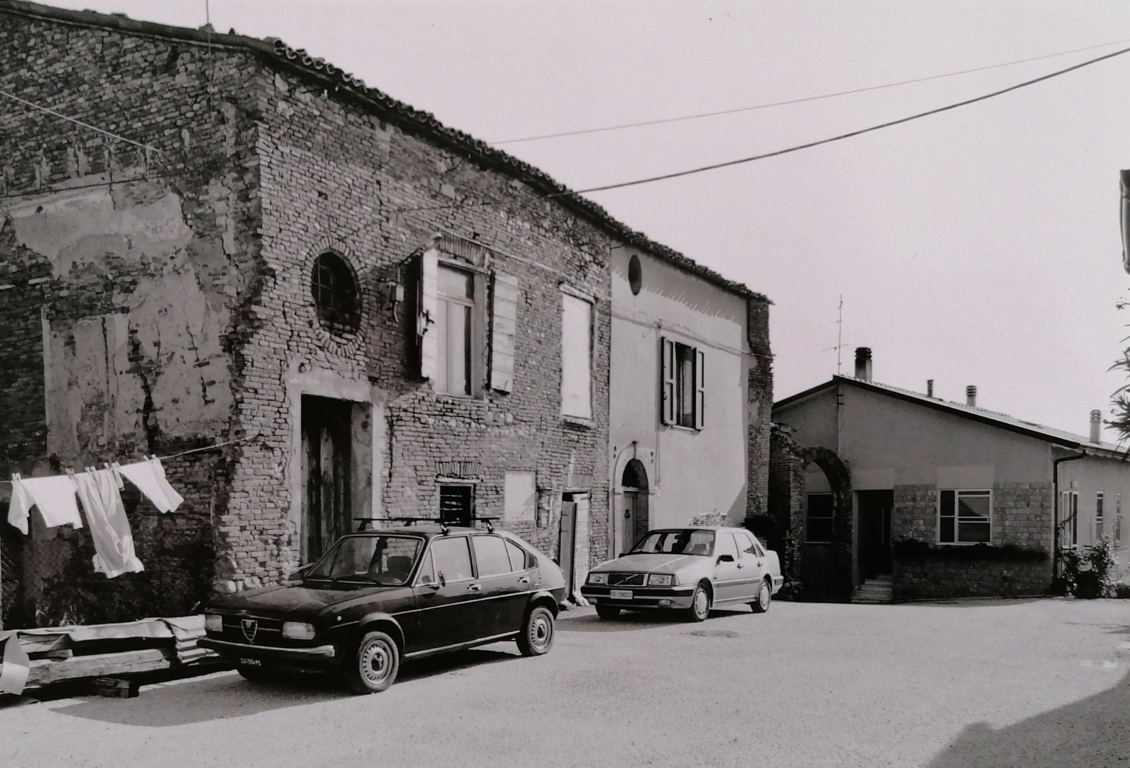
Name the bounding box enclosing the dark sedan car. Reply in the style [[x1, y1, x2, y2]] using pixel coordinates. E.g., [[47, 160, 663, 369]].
[[199, 525, 565, 694]]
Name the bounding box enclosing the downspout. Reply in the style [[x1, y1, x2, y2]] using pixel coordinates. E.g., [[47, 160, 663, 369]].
[[1052, 449, 1087, 579]]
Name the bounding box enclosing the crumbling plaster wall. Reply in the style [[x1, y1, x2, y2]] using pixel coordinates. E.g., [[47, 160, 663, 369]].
[[0, 8, 264, 624]]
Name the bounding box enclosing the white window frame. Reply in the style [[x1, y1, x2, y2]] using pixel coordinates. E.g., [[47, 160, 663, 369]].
[[938, 489, 992, 545], [660, 337, 704, 430], [1096, 492, 1105, 540], [1059, 491, 1079, 548], [435, 263, 476, 396], [560, 290, 593, 420]]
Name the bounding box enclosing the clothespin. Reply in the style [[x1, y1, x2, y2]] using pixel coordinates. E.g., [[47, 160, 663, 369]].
[[108, 462, 124, 489]]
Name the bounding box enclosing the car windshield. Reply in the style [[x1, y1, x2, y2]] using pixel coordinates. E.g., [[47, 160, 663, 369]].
[[630, 529, 715, 556], [306, 535, 423, 585]]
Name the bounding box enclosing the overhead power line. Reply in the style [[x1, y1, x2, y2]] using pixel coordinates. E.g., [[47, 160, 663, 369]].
[[572, 44, 1130, 195], [490, 38, 1130, 146], [0, 88, 162, 154]]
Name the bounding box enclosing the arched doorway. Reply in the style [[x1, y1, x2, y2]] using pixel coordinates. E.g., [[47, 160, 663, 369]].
[[621, 459, 649, 552]]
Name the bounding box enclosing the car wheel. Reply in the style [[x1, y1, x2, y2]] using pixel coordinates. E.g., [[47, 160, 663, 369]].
[[343, 630, 400, 694], [236, 664, 272, 683], [686, 583, 711, 622], [517, 605, 555, 656], [595, 604, 620, 620], [751, 578, 772, 614]]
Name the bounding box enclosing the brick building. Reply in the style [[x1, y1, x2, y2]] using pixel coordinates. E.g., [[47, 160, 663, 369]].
[[772, 348, 1130, 602], [0, 1, 772, 627]]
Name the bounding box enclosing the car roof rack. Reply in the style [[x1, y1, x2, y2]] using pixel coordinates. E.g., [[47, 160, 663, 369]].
[[471, 516, 500, 533], [382, 516, 451, 535]]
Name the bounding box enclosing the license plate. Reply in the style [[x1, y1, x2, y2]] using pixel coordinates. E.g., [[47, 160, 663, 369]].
[[609, 589, 633, 600], [240, 658, 262, 667]]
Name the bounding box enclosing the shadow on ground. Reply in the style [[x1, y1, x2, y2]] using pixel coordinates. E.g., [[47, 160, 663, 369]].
[[558, 607, 750, 633], [927, 669, 1130, 767], [45, 647, 517, 727]]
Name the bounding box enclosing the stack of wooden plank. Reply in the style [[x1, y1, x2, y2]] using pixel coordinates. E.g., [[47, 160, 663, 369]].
[[15, 615, 226, 692]]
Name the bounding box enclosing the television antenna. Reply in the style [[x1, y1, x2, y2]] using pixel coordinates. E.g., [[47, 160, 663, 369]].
[[821, 295, 846, 374]]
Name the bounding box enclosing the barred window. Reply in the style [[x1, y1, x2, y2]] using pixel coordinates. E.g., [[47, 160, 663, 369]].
[[311, 252, 360, 332]]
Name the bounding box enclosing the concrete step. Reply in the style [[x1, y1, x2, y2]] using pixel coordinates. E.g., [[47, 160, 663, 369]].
[[851, 575, 893, 604]]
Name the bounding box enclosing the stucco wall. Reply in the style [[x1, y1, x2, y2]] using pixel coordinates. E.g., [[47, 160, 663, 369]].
[[1059, 455, 1130, 583], [609, 243, 765, 552]]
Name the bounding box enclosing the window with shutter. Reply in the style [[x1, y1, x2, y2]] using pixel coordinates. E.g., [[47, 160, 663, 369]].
[[417, 248, 439, 381], [661, 337, 675, 425], [660, 337, 704, 430], [490, 274, 519, 392]]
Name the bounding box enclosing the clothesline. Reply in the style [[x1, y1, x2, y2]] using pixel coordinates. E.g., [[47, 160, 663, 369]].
[[0, 435, 260, 485]]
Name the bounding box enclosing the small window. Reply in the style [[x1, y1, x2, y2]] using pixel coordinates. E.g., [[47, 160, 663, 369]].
[[1059, 491, 1079, 548], [716, 532, 739, 560], [506, 540, 531, 571], [472, 535, 513, 577], [311, 252, 360, 332], [430, 536, 474, 583], [661, 338, 704, 430], [1096, 492, 1105, 539], [806, 493, 834, 543], [628, 254, 642, 295], [939, 490, 991, 544], [439, 484, 474, 527]]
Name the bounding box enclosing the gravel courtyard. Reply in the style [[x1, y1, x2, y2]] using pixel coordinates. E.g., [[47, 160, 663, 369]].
[[4, 598, 1129, 768]]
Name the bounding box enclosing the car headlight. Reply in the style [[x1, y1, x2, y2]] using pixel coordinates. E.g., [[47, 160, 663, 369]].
[[281, 621, 316, 640], [587, 572, 608, 585], [205, 614, 224, 633], [647, 573, 674, 586]]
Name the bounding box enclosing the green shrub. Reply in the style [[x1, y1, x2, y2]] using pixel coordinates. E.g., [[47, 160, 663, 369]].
[[1059, 538, 1117, 599], [893, 538, 1048, 563]]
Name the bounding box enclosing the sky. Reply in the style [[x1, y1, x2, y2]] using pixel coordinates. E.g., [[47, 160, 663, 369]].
[[39, 0, 1130, 440]]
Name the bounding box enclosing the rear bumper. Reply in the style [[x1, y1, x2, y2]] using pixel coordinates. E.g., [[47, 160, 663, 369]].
[[199, 637, 338, 667]]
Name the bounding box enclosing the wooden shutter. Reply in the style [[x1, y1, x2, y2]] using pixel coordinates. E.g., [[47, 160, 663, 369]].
[[417, 248, 438, 380], [694, 347, 705, 430], [660, 337, 675, 425], [490, 273, 519, 392]]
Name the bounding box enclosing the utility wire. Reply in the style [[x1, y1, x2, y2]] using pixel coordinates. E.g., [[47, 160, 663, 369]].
[[0, 88, 162, 154], [490, 38, 1130, 146], [572, 43, 1130, 195]]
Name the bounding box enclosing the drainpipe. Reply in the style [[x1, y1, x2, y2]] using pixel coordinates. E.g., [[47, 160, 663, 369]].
[[1052, 449, 1087, 579]]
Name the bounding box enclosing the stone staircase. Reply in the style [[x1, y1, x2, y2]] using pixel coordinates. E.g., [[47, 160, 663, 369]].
[[852, 574, 893, 604]]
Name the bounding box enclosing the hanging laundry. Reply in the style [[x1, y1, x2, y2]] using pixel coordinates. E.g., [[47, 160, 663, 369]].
[[6, 474, 83, 531], [6, 475, 36, 535], [116, 458, 184, 513], [73, 469, 144, 578], [0, 631, 31, 696]]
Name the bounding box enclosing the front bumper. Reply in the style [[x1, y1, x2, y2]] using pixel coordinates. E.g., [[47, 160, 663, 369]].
[[580, 585, 696, 610], [199, 637, 339, 668]]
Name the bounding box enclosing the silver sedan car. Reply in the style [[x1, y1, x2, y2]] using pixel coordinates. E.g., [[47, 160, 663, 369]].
[[580, 527, 783, 621]]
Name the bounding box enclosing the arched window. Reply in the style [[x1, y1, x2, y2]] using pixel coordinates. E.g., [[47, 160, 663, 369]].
[[311, 252, 360, 332]]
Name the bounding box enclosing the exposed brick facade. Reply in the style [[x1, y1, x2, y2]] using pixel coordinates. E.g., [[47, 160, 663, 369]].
[[0, 3, 770, 624]]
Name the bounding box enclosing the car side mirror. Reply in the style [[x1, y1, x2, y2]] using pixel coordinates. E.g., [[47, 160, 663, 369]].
[[437, 571, 447, 588], [717, 554, 735, 564]]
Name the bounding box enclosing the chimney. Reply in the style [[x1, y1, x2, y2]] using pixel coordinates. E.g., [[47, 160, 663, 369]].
[[927, 379, 934, 397], [854, 347, 872, 381], [1091, 409, 1102, 443], [966, 385, 977, 407]]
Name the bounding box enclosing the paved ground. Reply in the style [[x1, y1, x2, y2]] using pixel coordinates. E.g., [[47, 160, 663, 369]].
[[3, 598, 1129, 768]]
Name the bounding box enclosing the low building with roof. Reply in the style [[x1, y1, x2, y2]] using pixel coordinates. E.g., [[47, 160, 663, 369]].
[[771, 347, 1130, 603]]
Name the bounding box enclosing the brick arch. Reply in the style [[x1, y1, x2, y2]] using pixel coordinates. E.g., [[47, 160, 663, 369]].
[[769, 426, 854, 601]]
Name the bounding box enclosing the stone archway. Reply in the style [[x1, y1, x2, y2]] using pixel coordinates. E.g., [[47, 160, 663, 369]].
[[769, 425, 853, 601]]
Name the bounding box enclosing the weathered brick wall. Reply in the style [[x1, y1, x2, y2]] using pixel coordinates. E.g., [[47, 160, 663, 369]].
[[892, 482, 1053, 600], [768, 427, 803, 580], [212, 59, 612, 588], [745, 296, 773, 518], [0, 8, 263, 624]]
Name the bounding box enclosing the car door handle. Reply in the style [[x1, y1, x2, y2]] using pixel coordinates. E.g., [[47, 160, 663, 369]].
[[736, 563, 745, 569], [467, 583, 481, 592], [518, 577, 530, 584]]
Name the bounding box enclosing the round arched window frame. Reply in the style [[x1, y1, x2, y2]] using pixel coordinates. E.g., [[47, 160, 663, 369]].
[[310, 252, 361, 334], [628, 254, 642, 295]]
